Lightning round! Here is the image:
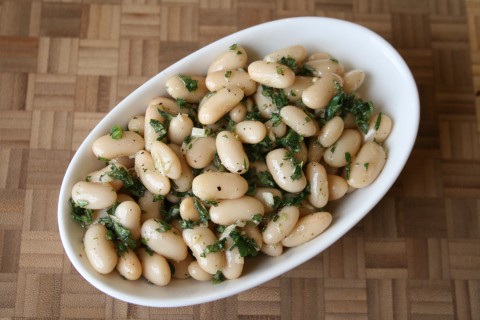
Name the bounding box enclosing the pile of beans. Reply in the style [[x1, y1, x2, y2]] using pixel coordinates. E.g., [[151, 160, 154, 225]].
[[70, 44, 392, 285]]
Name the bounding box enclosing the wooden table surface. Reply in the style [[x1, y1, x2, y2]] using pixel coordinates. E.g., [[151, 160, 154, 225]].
[[1, 0, 480, 319]]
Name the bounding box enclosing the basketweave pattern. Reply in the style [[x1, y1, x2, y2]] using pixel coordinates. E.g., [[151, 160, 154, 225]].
[[0, 0, 479, 319]]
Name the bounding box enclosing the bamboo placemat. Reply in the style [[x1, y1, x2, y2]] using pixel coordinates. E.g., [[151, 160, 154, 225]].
[[1, 0, 479, 319]]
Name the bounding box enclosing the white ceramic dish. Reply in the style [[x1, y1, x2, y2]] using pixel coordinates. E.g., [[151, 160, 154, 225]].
[[58, 17, 419, 307]]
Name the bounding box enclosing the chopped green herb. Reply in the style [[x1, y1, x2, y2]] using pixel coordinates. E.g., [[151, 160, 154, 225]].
[[212, 270, 225, 284], [229, 44, 238, 50], [261, 85, 289, 108], [271, 112, 282, 127], [345, 152, 352, 180], [107, 164, 146, 198], [279, 56, 298, 73], [200, 238, 226, 257], [155, 219, 172, 233], [180, 219, 196, 229], [176, 97, 188, 108], [162, 203, 180, 221], [278, 129, 304, 153], [251, 214, 263, 225], [178, 74, 198, 92], [203, 199, 219, 207], [282, 186, 311, 208], [224, 70, 232, 78], [257, 170, 277, 188], [76, 200, 89, 208], [110, 125, 123, 140], [276, 66, 285, 75], [229, 228, 259, 258], [283, 150, 303, 181], [145, 246, 154, 256], [149, 119, 168, 141], [330, 144, 337, 153], [152, 194, 164, 202], [106, 201, 120, 216], [364, 162, 370, 170], [193, 197, 210, 223], [374, 112, 382, 131], [69, 198, 93, 228], [330, 57, 339, 63], [305, 116, 312, 122], [168, 260, 176, 275], [157, 109, 174, 121], [99, 215, 137, 256], [97, 156, 110, 163]]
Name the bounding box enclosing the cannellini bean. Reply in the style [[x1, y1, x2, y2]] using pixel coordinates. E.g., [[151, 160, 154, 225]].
[[306, 162, 329, 208], [182, 226, 225, 274], [206, 69, 256, 96], [71, 181, 117, 210], [262, 206, 300, 245], [280, 105, 317, 137], [347, 141, 386, 188], [235, 121, 267, 144], [92, 131, 144, 160], [208, 44, 248, 73], [298, 199, 318, 216], [150, 140, 182, 180], [182, 136, 216, 169], [253, 85, 278, 119], [229, 102, 248, 123], [308, 52, 331, 61], [148, 96, 181, 116], [84, 224, 118, 274], [170, 253, 193, 279], [141, 218, 187, 261], [327, 174, 348, 201], [282, 212, 332, 247], [116, 249, 142, 280], [198, 87, 244, 125], [209, 196, 264, 225], [135, 150, 170, 196], [265, 118, 287, 139], [248, 61, 295, 89], [343, 70, 365, 94], [86, 165, 123, 191], [365, 113, 392, 143], [165, 75, 208, 103], [284, 76, 315, 102], [113, 201, 141, 240], [294, 141, 308, 164], [266, 148, 307, 193], [250, 161, 268, 173], [264, 45, 308, 64], [242, 224, 263, 249], [302, 73, 343, 109], [144, 104, 165, 152], [305, 58, 344, 77], [110, 156, 134, 169], [137, 248, 171, 286], [323, 129, 362, 168], [116, 193, 134, 203], [307, 138, 325, 162], [168, 114, 194, 145], [253, 187, 283, 213], [128, 115, 145, 136], [220, 230, 244, 280], [192, 172, 248, 200], [138, 190, 162, 224], [169, 144, 193, 192], [260, 243, 283, 257], [216, 130, 249, 174], [179, 197, 200, 221], [188, 261, 213, 281], [318, 116, 344, 147]]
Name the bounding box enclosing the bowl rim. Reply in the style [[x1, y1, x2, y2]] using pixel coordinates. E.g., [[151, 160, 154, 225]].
[[58, 16, 419, 307]]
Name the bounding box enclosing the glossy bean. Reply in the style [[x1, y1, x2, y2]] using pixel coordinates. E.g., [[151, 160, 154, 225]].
[[150, 140, 182, 180], [84, 224, 118, 274], [306, 162, 329, 208], [135, 150, 171, 196], [216, 130, 249, 174], [165, 75, 208, 103], [182, 226, 225, 274], [92, 131, 144, 160], [198, 87, 244, 125], [248, 61, 295, 89], [266, 148, 307, 193], [262, 206, 299, 245], [209, 196, 264, 225], [137, 248, 171, 286], [347, 141, 387, 188], [206, 69, 256, 96], [116, 249, 142, 280], [141, 218, 187, 261], [71, 181, 117, 210], [282, 212, 332, 247], [192, 172, 248, 200], [323, 129, 362, 168]]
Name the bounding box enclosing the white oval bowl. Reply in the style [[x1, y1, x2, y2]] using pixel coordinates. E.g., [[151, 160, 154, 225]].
[[58, 17, 419, 307]]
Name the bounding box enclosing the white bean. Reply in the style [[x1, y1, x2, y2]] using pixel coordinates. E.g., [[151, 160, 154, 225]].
[[248, 61, 295, 89], [264, 45, 307, 64], [192, 172, 248, 200], [198, 87, 244, 125], [229, 102, 248, 123], [323, 129, 362, 168], [216, 130, 249, 174], [182, 136, 216, 169], [209, 196, 264, 225], [116, 249, 142, 280], [71, 181, 117, 210], [327, 174, 348, 201], [318, 116, 344, 147], [168, 114, 194, 145], [301, 73, 343, 109], [141, 218, 187, 261], [347, 141, 386, 188], [128, 115, 145, 136], [253, 187, 283, 213], [235, 121, 267, 144], [188, 260, 212, 281], [137, 247, 171, 286], [306, 162, 329, 208], [138, 190, 162, 224], [260, 243, 283, 257], [206, 69, 256, 96], [165, 75, 208, 103], [208, 44, 248, 73], [365, 113, 392, 143], [280, 105, 317, 137], [170, 254, 193, 279], [150, 140, 182, 180], [84, 224, 118, 274], [135, 150, 171, 196], [343, 70, 365, 94], [169, 143, 193, 192], [266, 148, 307, 193], [92, 131, 144, 160], [281, 212, 332, 247], [262, 206, 299, 245], [182, 226, 225, 274], [284, 76, 315, 102], [305, 58, 344, 77]]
